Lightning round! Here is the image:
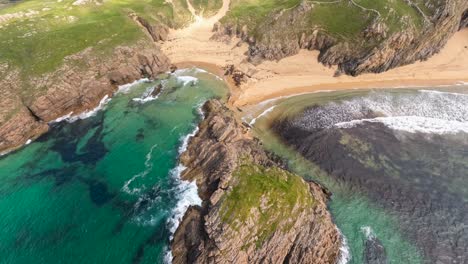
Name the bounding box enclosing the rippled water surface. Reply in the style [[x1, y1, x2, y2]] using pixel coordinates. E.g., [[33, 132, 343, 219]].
[[0, 68, 226, 263], [250, 87, 468, 264]]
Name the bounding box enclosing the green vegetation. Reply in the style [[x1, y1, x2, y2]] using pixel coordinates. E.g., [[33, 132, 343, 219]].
[[223, 0, 426, 42], [190, 0, 223, 17], [0, 0, 194, 76], [220, 161, 315, 248]]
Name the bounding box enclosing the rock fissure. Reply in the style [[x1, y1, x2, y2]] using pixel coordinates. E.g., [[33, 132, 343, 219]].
[[171, 100, 342, 264]]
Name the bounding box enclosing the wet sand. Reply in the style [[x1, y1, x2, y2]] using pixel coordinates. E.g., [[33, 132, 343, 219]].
[[161, 2, 468, 107]]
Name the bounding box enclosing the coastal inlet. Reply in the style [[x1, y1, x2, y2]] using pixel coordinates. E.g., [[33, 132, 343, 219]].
[[250, 88, 468, 264], [0, 68, 227, 263]]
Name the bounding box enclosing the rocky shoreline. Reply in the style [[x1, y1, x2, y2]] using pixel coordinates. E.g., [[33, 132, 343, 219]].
[[171, 99, 342, 263], [0, 41, 171, 154], [214, 0, 468, 76]]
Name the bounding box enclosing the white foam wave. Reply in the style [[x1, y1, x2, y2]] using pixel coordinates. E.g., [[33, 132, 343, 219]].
[[178, 126, 199, 154], [360, 226, 376, 240], [166, 165, 202, 236], [419, 89, 468, 97], [132, 84, 165, 104], [164, 103, 205, 263], [176, 76, 198, 86], [50, 95, 111, 124], [51, 112, 73, 123], [174, 67, 223, 81], [337, 229, 352, 264], [122, 143, 158, 195], [295, 89, 468, 135], [0, 138, 34, 157], [132, 96, 159, 103], [336, 116, 468, 134], [116, 78, 150, 94], [249, 105, 276, 126]]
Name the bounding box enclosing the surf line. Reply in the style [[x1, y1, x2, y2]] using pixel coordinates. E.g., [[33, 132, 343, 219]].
[[163, 102, 206, 263]]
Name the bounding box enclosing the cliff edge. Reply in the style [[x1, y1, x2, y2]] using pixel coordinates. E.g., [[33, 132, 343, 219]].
[[171, 100, 342, 263]]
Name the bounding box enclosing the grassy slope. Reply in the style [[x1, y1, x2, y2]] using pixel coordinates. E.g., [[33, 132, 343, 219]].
[[222, 0, 425, 42], [190, 0, 223, 17], [220, 161, 315, 248], [0, 0, 194, 77]]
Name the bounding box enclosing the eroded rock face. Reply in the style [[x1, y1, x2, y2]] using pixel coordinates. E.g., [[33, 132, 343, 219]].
[[216, 0, 468, 76], [171, 100, 341, 264], [0, 42, 170, 153]]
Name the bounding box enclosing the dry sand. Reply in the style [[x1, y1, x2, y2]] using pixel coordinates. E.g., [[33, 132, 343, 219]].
[[161, 0, 468, 106]]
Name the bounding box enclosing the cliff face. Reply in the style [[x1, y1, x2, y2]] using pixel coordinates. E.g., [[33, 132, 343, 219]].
[[171, 100, 341, 264], [0, 41, 170, 153], [216, 0, 468, 76]]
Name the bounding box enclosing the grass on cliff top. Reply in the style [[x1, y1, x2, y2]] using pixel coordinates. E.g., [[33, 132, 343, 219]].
[[220, 161, 315, 249], [0, 0, 194, 77], [223, 0, 424, 41]]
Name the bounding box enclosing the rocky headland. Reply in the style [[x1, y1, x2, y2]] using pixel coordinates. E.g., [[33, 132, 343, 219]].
[[215, 0, 468, 76], [2, 0, 468, 153], [171, 99, 342, 263], [0, 41, 170, 154]]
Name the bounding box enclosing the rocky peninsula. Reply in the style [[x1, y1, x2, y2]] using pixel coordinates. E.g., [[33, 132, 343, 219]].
[[172, 99, 342, 263], [2, 0, 468, 153]]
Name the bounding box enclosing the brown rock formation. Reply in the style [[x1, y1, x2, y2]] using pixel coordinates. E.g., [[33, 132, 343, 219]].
[[131, 14, 169, 42], [0, 41, 170, 153], [171, 100, 342, 264], [216, 0, 468, 76]]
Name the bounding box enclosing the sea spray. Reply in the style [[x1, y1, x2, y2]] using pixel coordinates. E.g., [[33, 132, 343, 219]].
[[50, 78, 154, 124], [49, 94, 111, 124], [132, 80, 168, 103], [292, 89, 468, 135], [164, 103, 206, 263], [116, 78, 150, 94], [337, 229, 352, 264]]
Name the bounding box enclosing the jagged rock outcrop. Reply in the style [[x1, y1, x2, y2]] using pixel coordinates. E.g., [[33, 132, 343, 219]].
[[461, 9, 468, 29], [216, 0, 468, 75], [131, 14, 169, 42], [171, 100, 342, 264], [0, 41, 170, 153]]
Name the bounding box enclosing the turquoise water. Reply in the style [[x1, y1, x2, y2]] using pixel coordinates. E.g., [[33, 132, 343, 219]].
[[0, 68, 227, 264]]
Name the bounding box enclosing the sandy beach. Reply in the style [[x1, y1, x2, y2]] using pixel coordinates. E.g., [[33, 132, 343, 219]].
[[161, 0, 468, 107]]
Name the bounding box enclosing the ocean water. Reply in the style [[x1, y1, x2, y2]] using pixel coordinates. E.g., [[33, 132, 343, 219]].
[[0, 68, 227, 264], [249, 88, 468, 264]]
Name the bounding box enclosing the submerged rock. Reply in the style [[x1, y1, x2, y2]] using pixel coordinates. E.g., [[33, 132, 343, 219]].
[[362, 227, 387, 264], [171, 100, 342, 263]]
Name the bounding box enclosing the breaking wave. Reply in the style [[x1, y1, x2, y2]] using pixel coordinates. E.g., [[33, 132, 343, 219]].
[[132, 81, 166, 103], [337, 229, 352, 264], [249, 105, 276, 126], [293, 89, 468, 135], [50, 94, 111, 124], [361, 226, 376, 240], [163, 103, 206, 263]]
